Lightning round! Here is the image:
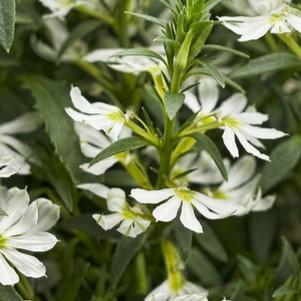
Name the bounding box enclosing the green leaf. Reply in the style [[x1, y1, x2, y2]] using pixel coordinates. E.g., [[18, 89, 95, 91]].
[[231, 53, 301, 79], [204, 0, 222, 11], [57, 20, 101, 62], [111, 234, 148, 287], [172, 221, 192, 261], [0, 286, 23, 301], [187, 248, 221, 286], [90, 136, 148, 166], [125, 11, 166, 27], [261, 135, 301, 193], [198, 60, 226, 87], [195, 222, 228, 262], [22, 75, 92, 184], [112, 48, 166, 63], [165, 92, 185, 120], [275, 237, 300, 284], [0, 0, 15, 52], [56, 259, 89, 301], [203, 44, 249, 58], [191, 133, 228, 181]]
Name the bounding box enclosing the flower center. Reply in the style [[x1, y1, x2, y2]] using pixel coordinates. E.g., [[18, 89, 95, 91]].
[[107, 110, 125, 123], [223, 117, 240, 128], [0, 236, 7, 248], [121, 207, 137, 220], [175, 188, 194, 203]]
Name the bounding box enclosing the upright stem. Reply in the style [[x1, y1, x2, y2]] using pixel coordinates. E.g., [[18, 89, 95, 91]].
[[279, 34, 301, 59]]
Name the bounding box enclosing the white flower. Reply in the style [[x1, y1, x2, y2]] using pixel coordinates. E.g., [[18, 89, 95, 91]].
[[145, 280, 208, 301], [185, 76, 286, 161], [0, 186, 59, 286], [38, 0, 100, 19], [0, 157, 19, 178], [74, 122, 132, 175], [130, 187, 241, 233], [201, 156, 276, 215], [66, 86, 126, 141], [78, 184, 151, 238], [0, 113, 40, 175], [84, 47, 164, 76], [219, 0, 301, 41]]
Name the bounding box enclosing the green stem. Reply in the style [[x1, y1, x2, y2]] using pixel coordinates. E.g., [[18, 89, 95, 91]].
[[135, 252, 149, 295], [76, 5, 114, 26], [279, 34, 301, 59]]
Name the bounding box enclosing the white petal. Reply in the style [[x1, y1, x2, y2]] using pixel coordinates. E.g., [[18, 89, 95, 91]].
[[218, 93, 247, 117], [80, 157, 118, 176], [180, 202, 203, 233], [77, 183, 109, 199], [287, 14, 301, 33], [34, 198, 60, 232], [8, 232, 58, 252], [0, 157, 19, 178], [117, 218, 150, 238], [220, 156, 256, 191], [0, 112, 40, 135], [130, 188, 174, 204], [4, 202, 38, 237], [242, 125, 286, 139], [0, 253, 19, 285], [2, 249, 46, 278], [152, 196, 181, 222], [270, 19, 290, 34], [107, 188, 127, 212], [84, 48, 122, 63], [234, 129, 270, 161], [222, 127, 239, 158], [93, 213, 123, 230], [0, 135, 33, 159], [252, 194, 276, 212], [184, 92, 201, 113], [238, 112, 268, 125], [198, 76, 219, 114]]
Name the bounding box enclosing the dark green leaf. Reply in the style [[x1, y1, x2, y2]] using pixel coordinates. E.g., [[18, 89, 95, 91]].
[[204, 0, 222, 11], [203, 44, 249, 58], [187, 248, 221, 285], [111, 234, 148, 287], [261, 135, 301, 193], [195, 222, 228, 262], [22, 75, 92, 184], [125, 11, 166, 27], [0, 0, 15, 52], [90, 136, 148, 166], [231, 53, 301, 79], [198, 60, 226, 87], [165, 92, 185, 120], [192, 133, 228, 181], [0, 286, 23, 301], [172, 221, 192, 261], [113, 48, 165, 63]]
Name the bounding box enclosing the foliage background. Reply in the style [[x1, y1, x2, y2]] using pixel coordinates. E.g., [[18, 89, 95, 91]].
[[1, 0, 301, 300]]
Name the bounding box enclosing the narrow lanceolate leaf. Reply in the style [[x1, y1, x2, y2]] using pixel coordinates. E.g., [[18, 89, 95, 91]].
[[111, 234, 148, 287], [231, 53, 301, 79], [112, 48, 165, 63], [0, 285, 23, 301], [165, 92, 185, 120], [0, 0, 16, 52], [198, 60, 226, 87], [22, 75, 93, 184], [203, 44, 249, 58], [57, 20, 101, 62], [90, 137, 148, 166], [191, 133, 228, 181], [125, 11, 167, 27], [204, 0, 222, 12], [261, 135, 301, 193], [195, 222, 228, 262]]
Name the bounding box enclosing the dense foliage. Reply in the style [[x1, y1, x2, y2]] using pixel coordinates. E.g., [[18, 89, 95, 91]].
[[1, 0, 301, 300]]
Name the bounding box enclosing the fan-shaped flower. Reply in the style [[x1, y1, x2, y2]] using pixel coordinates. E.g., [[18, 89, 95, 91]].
[[219, 0, 301, 41], [0, 186, 59, 285], [131, 187, 241, 233], [78, 184, 151, 238], [184, 76, 286, 161], [0, 113, 40, 175], [74, 122, 131, 175], [144, 280, 208, 301], [66, 86, 127, 141]]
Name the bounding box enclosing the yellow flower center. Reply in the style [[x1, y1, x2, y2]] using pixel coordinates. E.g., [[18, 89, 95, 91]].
[[121, 206, 137, 220], [0, 236, 7, 248], [223, 117, 240, 128], [107, 110, 125, 123], [175, 188, 194, 203]]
